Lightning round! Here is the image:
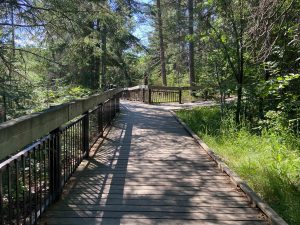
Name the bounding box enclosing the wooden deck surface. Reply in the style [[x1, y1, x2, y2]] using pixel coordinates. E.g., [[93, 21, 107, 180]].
[[39, 101, 268, 225]]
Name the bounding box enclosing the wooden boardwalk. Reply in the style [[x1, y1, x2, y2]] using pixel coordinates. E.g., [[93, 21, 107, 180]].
[[39, 101, 268, 225]]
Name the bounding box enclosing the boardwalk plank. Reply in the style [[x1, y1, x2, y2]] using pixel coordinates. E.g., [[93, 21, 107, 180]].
[[41, 218, 267, 225], [43, 211, 264, 220]]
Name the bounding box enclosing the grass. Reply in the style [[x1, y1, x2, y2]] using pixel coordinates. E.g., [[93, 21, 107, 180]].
[[176, 106, 300, 225]]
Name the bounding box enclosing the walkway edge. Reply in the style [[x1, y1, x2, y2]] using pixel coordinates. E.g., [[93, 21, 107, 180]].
[[169, 110, 289, 225]]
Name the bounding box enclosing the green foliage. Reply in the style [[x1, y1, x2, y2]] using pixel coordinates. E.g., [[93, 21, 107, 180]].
[[0, 0, 145, 121], [177, 106, 300, 225]]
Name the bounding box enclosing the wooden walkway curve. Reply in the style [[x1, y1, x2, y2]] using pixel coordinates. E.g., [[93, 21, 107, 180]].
[[39, 101, 268, 225]]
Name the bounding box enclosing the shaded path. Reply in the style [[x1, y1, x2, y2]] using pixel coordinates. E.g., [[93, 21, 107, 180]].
[[39, 101, 267, 225]]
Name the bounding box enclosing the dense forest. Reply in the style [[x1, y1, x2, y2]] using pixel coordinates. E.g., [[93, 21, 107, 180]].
[[0, 0, 299, 124], [0, 0, 299, 224]]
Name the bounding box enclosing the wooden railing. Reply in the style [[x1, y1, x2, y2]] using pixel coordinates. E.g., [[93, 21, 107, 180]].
[[122, 85, 202, 104], [0, 89, 122, 225]]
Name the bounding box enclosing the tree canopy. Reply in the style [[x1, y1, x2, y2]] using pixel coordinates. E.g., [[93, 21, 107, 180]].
[[0, 0, 299, 126]]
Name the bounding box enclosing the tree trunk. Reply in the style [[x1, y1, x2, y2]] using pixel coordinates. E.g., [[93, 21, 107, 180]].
[[93, 19, 101, 90], [236, 84, 242, 124], [188, 0, 195, 88], [235, 43, 244, 124], [2, 2, 16, 122], [235, 39, 244, 124], [157, 0, 167, 86], [235, 0, 245, 125], [176, 0, 184, 74], [101, 25, 107, 90]]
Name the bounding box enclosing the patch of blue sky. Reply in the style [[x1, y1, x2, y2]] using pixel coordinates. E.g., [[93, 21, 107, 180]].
[[133, 0, 153, 47]]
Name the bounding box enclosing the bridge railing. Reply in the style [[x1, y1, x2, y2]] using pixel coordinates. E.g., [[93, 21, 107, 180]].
[[122, 85, 203, 104], [0, 89, 122, 225]]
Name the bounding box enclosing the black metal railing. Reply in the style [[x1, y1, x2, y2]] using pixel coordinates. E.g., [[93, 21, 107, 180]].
[[151, 90, 180, 103], [0, 135, 55, 225], [122, 86, 184, 104], [0, 93, 121, 225]]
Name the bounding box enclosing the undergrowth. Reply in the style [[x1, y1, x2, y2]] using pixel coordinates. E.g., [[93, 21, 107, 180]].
[[176, 106, 300, 225]]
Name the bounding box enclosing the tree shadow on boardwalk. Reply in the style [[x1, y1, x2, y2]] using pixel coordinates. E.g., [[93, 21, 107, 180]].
[[99, 102, 266, 225], [40, 102, 267, 225]]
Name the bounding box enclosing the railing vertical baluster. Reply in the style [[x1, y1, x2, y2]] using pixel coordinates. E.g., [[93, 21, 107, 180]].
[[7, 165, 12, 224], [43, 142, 47, 210], [71, 126, 74, 172], [0, 170, 3, 225], [109, 99, 112, 122], [73, 125, 76, 166], [110, 99, 112, 124], [80, 120, 83, 161], [75, 124, 78, 166], [179, 89, 182, 104], [15, 159, 20, 225], [56, 132, 62, 199], [49, 129, 61, 202], [73, 125, 76, 167], [28, 152, 32, 224], [106, 101, 109, 125], [68, 127, 72, 174], [168, 91, 170, 102], [173, 91, 174, 102], [50, 136, 54, 204], [117, 94, 120, 112], [108, 99, 111, 124], [34, 148, 38, 223], [114, 96, 116, 115], [68, 127, 71, 177], [148, 89, 152, 104], [76, 123, 80, 167], [114, 96, 116, 117], [39, 145, 42, 215], [22, 155, 26, 225], [47, 139, 51, 204], [98, 104, 103, 137], [83, 112, 90, 157], [63, 131, 67, 183]]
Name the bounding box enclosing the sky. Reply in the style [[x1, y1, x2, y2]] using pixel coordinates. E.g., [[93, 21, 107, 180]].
[[133, 0, 153, 47]]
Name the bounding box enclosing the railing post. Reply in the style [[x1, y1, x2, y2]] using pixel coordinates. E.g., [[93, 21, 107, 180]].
[[98, 104, 103, 137], [49, 128, 61, 202], [109, 99, 112, 124], [142, 88, 145, 102], [148, 89, 152, 104], [82, 111, 89, 157], [114, 95, 117, 116], [116, 93, 120, 113], [179, 88, 182, 104]]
